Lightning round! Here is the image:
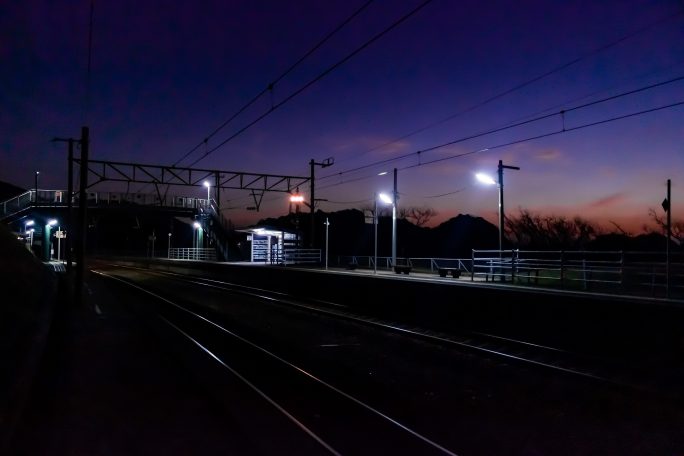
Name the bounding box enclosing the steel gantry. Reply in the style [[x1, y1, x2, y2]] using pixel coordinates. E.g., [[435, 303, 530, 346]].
[[72, 158, 311, 211]]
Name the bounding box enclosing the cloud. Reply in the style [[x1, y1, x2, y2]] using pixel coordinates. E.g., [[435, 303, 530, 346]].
[[535, 148, 563, 161], [587, 193, 627, 209]]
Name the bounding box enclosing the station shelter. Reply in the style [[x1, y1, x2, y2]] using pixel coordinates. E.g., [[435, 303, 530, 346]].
[[240, 226, 300, 264]]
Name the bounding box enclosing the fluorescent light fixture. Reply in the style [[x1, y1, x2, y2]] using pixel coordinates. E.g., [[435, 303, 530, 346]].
[[203, 181, 210, 188], [47, 219, 58, 226], [25, 220, 34, 227], [378, 193, 392, 204], [193, 222, 201, 229], [377, 171, 388, 176]]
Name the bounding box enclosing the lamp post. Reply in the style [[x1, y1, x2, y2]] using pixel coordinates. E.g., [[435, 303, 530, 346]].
[[378, 170, 399, 268], [476, 159, 520, 252], [374, 192, 393, 274], [193, 221, 202, 260], [46, 219, 57, 261], [25, 220, 34, 250], [168, 232, 172, 259], [34, 171, 39, 203], [374, 195, 378, 274], [204, 181, 211, 205], [324, 217, 330, 270]]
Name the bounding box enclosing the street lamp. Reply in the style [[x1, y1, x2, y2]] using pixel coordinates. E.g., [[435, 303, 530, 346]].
[[193, 222, 202, 259], [45, 219, 58, 260], [378, 169, 398, 269], [203, 181, 211, 204], [168, 232, 172, 259], [374, 192, 393, 274], [324, 218, 330, 270], [476, 160, 520, 253], [34, 171, 40, 203]]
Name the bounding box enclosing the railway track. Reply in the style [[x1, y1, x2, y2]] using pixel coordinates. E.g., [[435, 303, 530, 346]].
[[93, 269, 459, 456], [100, 264, 676, 400], [88, 264, 684, 455]]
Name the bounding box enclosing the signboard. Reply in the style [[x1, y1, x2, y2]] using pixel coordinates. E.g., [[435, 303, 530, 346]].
[[55, 230, 66, 239], [364, 209, 374, 225]]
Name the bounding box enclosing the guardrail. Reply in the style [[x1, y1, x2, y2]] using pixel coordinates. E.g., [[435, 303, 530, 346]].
[[337, 256, 472, 273], [1, 189, 206, 219], [169, 248, 217, 261], [472, 249, 684, 298]]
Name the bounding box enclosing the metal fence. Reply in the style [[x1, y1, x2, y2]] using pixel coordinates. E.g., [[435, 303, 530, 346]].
[[169, 248, 217, 261], [472, 249, 684, 298], [337, 256, 472, 273], [263, 248, 321, 265], [1, 189, 206, 219]]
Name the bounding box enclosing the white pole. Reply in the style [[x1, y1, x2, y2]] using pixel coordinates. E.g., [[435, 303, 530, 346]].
[[57, 226, 61, 262], [392, 168, 397, 268], [325, 217, 329, 270], [374, 196, 378, 274]]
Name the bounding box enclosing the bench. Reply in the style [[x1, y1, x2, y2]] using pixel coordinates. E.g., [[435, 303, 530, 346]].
[[394, 265, 412, 274], [438, 267, 461, 278]]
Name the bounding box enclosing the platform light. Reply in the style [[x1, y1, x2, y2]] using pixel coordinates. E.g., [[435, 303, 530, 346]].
[[475, 173, 496, 185], [203, 181, 211, 202], [290, 194, 305, 203], [378, 193, 392, 204], [193, 222, 201, 229], [47, 219, 58, 226], [25, 220, 34, 227]]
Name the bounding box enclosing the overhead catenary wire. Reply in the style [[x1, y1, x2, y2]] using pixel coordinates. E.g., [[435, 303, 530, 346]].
[[316, 99, 684, 194], [319, 74, 684, 182], [220, 80, 684, 212], [173, 0, 376, 167], [337, 9, 684, 164], [188, 0, 436, 167]]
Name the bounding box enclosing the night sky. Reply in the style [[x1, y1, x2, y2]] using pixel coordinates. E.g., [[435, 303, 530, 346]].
[[2, 1, 683, 231]]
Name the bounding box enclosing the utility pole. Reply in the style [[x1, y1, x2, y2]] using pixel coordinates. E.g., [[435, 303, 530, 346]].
[[309, 157, 334, 248], [392, 168, 398, 268], [324, 217, 330, 270], [53, 137, 77, 272], [664, 179, 671, 299], [497, 160, 520, 253], [76, 126, 89, 306]]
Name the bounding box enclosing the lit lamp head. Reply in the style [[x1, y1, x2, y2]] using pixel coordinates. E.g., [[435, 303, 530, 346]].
[[47, 219, 58, 227], [193, 222, 201, 229], [203, 181, 210, 188], [475, 173, 497, 185], [378, 193, 393, 205]]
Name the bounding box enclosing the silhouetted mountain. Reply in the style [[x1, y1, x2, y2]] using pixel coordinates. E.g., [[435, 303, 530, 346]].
[[0, 181, 25, 201], [256, 210, 499, 258]]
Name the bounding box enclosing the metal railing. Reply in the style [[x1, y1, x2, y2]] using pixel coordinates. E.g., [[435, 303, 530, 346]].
[[336, 256, 473, 273], [1, 189, 207, 219], [283, 248, 321, 265], [169, 248, 217, 261], [471, 249, 684, 298]]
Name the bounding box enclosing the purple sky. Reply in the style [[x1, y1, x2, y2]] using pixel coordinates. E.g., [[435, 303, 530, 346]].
[[2, 0, 683, 232]]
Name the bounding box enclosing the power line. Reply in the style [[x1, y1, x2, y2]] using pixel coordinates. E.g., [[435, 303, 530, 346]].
[[401, 101, 684, 170], [173, 0, 376, 167], [319, 74, 684, 181], [336, 9, 684, 164], [317, 99, 684, 193], [188, 0, 435, 167]]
